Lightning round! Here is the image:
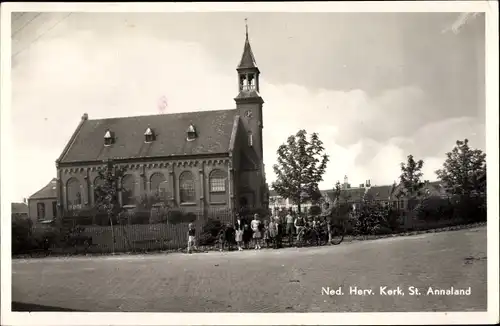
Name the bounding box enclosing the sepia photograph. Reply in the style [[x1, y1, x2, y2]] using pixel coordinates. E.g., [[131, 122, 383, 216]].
[[1, 1, 498, 325]]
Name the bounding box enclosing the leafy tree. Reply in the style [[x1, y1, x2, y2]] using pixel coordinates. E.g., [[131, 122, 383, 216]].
[[333, 181, 342, 204], [399, 154, 425, 199], [435, 139, 486, 197], [272, 130, 329, 213], [93, 159, 127, 253]]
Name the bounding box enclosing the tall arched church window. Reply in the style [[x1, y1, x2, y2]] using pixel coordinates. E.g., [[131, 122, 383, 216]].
[[150, 172, 168, 200], [93, 176, 105, 204], [66, 178, 82, 210], [209, 169, 227, 193], [121, 174, 136, 206], [179, 171, 196, 203]]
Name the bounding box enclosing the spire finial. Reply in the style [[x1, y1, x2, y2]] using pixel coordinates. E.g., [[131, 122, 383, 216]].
[[245, 18, 248, 40]]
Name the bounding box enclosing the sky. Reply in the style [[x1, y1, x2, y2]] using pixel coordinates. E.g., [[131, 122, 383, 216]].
[[10, 11, 486, 202]]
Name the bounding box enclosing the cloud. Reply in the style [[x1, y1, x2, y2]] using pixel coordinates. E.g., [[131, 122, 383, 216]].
[[442, 12, 480, 34], [11, 14, 485, 201]]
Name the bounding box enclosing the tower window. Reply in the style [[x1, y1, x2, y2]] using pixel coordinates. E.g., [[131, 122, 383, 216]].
[[248, 131, 253, 147], [186, 124, 197, 141], [144, 127, 155, 143], [240, 73, 257, 92], [104, 130, 114, 146]]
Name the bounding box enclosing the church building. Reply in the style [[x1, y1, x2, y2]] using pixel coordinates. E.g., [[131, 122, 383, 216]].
[[55, 28, 267, 218]]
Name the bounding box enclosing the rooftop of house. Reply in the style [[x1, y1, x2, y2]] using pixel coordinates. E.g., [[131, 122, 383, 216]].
[[29, 178, 58, 200], [364, 185, 395, 201], [270, 180, 447, 203], [11, 202, 28, 215], [339, 187, 367, 201], [58, 110, 238, 164]]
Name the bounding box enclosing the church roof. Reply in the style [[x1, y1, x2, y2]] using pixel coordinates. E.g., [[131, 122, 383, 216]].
[[237, 35, 258, 70], [29, 178, 58, 200], [58, 110, 237, 164]]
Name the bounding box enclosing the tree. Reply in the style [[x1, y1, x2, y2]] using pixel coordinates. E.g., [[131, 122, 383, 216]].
[[435, 139, 486, 197], [399, 154, 425, 199], [272, 130, 329, 213], [333, 181, 342, 204], [93, 159, 127, 253]]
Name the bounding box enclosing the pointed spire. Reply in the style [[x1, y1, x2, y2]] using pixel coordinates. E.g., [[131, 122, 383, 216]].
[[245, 18, 249, 40], [238, 18, 257, 69]]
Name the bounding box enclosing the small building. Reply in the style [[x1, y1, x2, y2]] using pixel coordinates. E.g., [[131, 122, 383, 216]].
[[28, 178, 58, 222], [11, 202, 29, 219]]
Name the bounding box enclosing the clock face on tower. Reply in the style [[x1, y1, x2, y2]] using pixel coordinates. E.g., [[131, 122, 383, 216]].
[[245, 110, 253, 119]]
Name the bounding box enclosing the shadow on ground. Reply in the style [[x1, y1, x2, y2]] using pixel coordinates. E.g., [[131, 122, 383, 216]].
[[12, 301, 86, 312]]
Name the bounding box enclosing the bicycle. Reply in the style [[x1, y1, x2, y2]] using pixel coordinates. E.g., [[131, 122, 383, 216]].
[[328, 219, 345, 245], [296, 223, 320, 247]]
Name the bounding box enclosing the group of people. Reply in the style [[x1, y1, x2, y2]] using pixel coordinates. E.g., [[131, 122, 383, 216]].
[[187, 203, 335, 253]]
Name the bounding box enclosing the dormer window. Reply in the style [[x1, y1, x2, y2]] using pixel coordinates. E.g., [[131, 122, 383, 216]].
[[144, 127, 155, 143], [186, 124, 197, 141], [104, 130, 114, 146]]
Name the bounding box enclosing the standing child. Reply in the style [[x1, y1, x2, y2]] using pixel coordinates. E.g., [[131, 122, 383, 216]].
[[263, 220, 270, 248], [250, 214, 262, 250], [217, 225, 226, 252], [225, 223, 236, 251], [286, 210, 295, 244], [268, 218, 278, 249], [235, 214, 244, 251], [243, 224, 252, 249], [187, 223, 197, 254]]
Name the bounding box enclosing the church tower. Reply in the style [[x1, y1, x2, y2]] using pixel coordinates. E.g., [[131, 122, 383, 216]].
[[235, 20, 264, 164]]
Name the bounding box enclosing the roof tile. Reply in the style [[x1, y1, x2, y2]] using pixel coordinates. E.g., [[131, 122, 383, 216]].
[[12, 202, 28, 214], [60, 110, 237, 163], [238, 38, 258, 69], [29, 178, 58, 200]]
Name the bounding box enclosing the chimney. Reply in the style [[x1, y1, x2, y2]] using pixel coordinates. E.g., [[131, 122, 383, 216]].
[[366, 179, 371, 187], [360, 183, 364, 188], [82, 113, 89, 120], [23, 197, 27, 204]]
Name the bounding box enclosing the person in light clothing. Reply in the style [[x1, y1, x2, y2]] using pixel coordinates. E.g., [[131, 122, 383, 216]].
[[235, 213, 244, 251], [250, 214, 262, 250], [268, 218, 278, 249], [294, 214, 306, 242], [187, 223, 197, 253]]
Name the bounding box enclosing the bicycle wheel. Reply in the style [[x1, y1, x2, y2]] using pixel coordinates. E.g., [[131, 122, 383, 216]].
[[296, 230, 306, 247], [309, 229, 320, 246], [318, 227, 329, 246], [330, 225, 344, 245]]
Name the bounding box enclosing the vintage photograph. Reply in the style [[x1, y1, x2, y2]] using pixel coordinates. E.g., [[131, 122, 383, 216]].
[[1, 2, 498, 325]]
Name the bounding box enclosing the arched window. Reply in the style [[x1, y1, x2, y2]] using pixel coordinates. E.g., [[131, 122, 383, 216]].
[[150, 172, 168, 200], [66, 178, 82, 210], [121, 174, 136, 206], [209, 169, 226, 193], [179, 171, 195, 203], [93, 176, 105, 204]]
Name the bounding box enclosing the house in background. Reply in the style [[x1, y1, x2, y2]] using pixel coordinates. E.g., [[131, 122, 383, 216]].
[[11, 202, 29, 219], [268, 189, 317, 215], [390, 180, 448, 210], [28, 178, 58, 222], [53, 30, 267, 219]]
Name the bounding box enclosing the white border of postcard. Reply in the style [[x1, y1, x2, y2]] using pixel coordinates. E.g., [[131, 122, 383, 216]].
[[1, 1, 499, 325]]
